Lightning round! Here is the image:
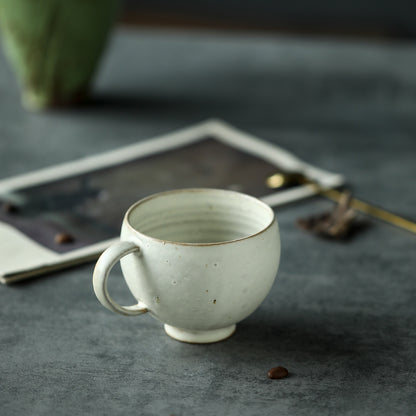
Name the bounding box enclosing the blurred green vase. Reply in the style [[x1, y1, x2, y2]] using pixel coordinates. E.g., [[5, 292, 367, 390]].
[[0, 0, 119, 110]]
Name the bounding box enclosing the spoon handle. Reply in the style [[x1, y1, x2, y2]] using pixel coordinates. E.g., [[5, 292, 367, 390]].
[[315, 186, 416, 234]]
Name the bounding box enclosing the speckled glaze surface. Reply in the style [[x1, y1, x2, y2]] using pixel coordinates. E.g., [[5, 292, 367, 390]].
[[93, 188, 280, 343]]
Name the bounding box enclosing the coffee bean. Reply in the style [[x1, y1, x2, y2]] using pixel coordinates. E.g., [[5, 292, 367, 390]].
[[268, 366, 289, 379], [55, 232, 74, 244]]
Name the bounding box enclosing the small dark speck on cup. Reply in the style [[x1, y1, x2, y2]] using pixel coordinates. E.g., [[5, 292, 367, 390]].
[[268, 366, 289, 379]]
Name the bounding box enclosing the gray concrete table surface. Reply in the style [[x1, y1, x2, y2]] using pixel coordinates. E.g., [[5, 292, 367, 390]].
[[0, 27, 415, 416]]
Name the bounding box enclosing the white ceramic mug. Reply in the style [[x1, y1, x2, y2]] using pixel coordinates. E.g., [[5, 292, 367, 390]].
[[93, 188, 280, 343]]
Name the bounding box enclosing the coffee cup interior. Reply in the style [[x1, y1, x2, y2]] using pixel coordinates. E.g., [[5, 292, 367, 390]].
[[127, 189, 274, 245]]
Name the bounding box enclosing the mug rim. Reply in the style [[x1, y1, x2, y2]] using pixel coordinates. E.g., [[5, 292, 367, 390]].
[[125, 188, 276, 247]]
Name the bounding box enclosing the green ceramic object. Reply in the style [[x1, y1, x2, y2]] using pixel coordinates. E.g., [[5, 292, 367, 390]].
[[0, 0, 119, 110]]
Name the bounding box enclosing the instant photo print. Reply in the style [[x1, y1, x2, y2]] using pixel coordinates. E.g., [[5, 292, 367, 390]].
[[0, 120, 344, 283]]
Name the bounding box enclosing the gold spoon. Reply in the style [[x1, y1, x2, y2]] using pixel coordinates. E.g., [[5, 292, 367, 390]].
[[266, 172, 416, 234]]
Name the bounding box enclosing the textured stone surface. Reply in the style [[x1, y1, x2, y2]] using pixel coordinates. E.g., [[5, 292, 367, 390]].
[[0, 27, 415, 415]]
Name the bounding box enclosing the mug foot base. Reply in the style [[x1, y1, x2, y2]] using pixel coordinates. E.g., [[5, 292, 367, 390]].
[[164, 324, 236, 343]]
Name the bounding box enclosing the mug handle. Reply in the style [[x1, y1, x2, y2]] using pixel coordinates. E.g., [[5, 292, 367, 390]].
[[93, 240, 148, 316]]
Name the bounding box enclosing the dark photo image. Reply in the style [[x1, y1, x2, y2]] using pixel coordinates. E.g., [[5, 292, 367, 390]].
[[0, 138, 282, 253]]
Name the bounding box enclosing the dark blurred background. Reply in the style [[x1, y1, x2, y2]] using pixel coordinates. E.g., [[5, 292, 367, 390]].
[[120, 0, 416, 40]]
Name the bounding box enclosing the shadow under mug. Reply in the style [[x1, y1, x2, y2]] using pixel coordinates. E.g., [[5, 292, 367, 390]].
[[93, 188, 281, 343]]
